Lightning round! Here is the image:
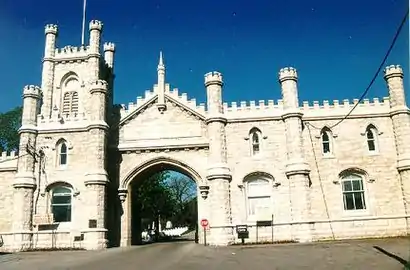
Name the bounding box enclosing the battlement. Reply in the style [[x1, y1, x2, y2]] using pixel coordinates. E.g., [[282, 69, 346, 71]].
[[204, 71, 223, 86], [223, 99, 284, 112], [54, 45, 90, 59], [45, 24, 58, 35], [278, 67, 298, 82], [384, 65, 403, 79], [104, 42, 115, 52], [90, 79, 108, 91], [220, 96, 390, 119], [23, 85, 41, 98], [89, 20, 103, 31], [0, 151, 17, 161]]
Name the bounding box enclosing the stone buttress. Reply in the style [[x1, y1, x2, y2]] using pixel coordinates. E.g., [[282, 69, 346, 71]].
[[279, 67, 312, 242], [12, 85, 42, 251], [204, 71, 234, 245]]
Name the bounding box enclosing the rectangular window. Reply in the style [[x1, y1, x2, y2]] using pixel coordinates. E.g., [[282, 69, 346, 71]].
[[248, 196, 271, 217], [342, 178, 366, 210]]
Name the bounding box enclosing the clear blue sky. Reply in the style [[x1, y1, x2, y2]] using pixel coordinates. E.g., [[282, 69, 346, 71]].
[[0, 0, 408, 113]]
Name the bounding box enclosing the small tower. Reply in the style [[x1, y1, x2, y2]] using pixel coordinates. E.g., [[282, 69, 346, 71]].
[[103, 42, 115, 69], [41, 24, 58, 118], [204, 71, 234, 245], [88, 20, 103, 80], [12, 85, 42, 251], [156, 51, 166, 112], [84, 79, 110, 249], [384, 65, 410, 228], [278, 67, 312, 242]]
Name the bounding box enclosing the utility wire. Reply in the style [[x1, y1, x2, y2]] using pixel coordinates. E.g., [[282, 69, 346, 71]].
[[306, 8, 409, 130]]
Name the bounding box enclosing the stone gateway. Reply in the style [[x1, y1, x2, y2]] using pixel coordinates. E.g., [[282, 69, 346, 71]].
[[0, 20, 409, 252]]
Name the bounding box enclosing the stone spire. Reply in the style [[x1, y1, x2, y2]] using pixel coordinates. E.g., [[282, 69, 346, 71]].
[[157, 51, 166, 112]]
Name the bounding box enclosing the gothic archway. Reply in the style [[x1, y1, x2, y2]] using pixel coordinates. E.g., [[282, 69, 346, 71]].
[[118, 157, 206, 246]]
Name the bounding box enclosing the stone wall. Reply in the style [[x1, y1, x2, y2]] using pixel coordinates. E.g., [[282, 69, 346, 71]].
[[0, 168, 16, 232]]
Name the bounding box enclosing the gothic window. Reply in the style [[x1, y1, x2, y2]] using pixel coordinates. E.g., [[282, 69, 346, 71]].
[[321, 128, 332, 155], [62, 91, 79, 115], [50, 186, 72, 222], [56, 140, 68, 167], [249, 128, 262, 156], [341, 173, 366, 211], [244, 175, 272, 219], [365, 125, 378, 152], [61, 75, 80, 115]]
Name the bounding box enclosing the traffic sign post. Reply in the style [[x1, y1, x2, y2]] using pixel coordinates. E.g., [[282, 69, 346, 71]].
[[200, 219, 209, 246]]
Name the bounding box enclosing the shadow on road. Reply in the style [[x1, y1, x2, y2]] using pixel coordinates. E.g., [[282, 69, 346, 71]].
[[373, 245, 409, 267], [0, 253, 11, 255]]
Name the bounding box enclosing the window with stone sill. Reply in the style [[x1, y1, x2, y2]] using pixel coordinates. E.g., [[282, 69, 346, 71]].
[[245, 177, 272, 219], [249, 128, 262, 156], [50, 186, 72, 223], [341, 174, 366, 211], [320, 127, 333, 155], [365, 125, 378, 153]]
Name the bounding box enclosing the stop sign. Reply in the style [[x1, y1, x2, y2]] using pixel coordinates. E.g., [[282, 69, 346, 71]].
[[200, 219, 209, 228]]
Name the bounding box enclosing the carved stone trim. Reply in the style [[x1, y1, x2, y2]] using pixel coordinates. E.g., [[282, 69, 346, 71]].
[[198, 185, 210, 199]]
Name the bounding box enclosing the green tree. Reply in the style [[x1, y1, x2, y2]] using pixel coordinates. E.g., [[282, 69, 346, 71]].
[[164, 174, 197, 227], [0, 106, 22, 152], [131, 171, 178, 223]]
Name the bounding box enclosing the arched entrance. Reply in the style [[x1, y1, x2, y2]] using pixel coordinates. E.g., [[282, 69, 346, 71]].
[[118, 157, 207, 247]]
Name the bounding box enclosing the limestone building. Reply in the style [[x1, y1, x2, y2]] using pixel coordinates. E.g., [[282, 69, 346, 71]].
[[0, 20, 409, 251]]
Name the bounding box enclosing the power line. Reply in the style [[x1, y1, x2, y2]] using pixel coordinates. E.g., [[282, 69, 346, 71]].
[[306, 8, 409, 130]]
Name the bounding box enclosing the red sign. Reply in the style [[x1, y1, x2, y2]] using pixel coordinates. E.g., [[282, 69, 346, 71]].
[[200, 219, 209, 228]]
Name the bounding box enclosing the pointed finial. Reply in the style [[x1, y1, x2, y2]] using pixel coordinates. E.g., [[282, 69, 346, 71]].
[[158, 51, 165, 70]]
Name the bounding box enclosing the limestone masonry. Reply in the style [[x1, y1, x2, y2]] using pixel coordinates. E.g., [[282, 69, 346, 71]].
[[0, 20, 409, 252]]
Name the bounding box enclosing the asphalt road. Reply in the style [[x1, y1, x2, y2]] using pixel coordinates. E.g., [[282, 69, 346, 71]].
[[1, 238, 410, 269]]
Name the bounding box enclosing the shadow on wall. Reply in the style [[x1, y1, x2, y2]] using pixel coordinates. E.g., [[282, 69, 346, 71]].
[[105, 104, 123, 248], [373, 246, 410, 268]]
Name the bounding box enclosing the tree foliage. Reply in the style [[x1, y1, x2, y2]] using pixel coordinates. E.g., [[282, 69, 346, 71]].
[[0, 106, 22, 152], [131, 171, 178, 221], [131, 170, 198, 229]]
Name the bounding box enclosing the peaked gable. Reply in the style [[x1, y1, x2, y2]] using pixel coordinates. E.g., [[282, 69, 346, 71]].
[[118, 93, 208, 146]]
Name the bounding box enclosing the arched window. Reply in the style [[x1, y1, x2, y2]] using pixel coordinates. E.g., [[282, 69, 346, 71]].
[[61, 74, 80, 115], [62, 91, 79, 114], [56, 139, 68, 167], [365, 125, 378, 152], [244, 174, 272, 219], [341, 173, 366, 211], [320, 128, 332, 155], [249, 128, 262, 156], [50, 186, 72, 222]]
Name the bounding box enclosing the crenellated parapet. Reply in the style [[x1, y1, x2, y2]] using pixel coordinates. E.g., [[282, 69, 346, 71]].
[[219, 96, 390, 120], [90, 79, 108, 94], [89, 20, 103, 31], [41, 20, 114, 63], [44, 24, 58, 35], [103, 42, 115, 52], [23, 85, 42, 99], [0, 151, 18, 171], [54, 45, 90, 60], [0, 151, 17, 161], [384, 64, 403, 79], [278, 67, 298, 82], [204, 71, 223, 87]]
